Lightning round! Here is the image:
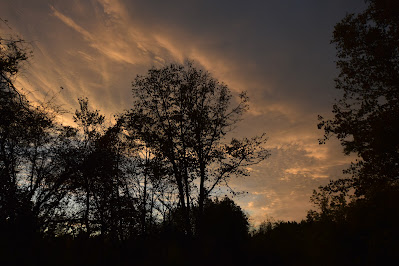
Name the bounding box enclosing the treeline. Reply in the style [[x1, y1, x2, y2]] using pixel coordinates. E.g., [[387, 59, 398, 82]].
[[254, 0, 399, 264], [2, 0, 399, 264], [0, 37, 268, 235], [0, 30, 265, 264]]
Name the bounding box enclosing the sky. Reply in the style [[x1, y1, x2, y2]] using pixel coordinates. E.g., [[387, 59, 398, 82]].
[[0, 0, 366, 225]]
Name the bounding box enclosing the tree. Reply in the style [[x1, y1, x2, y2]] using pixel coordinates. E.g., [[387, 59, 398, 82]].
[[0, 35, 34, 231], [70, 97, 105, 236], [71, 98, 142, 239], [124, 62, 269, 235], [0, 33, 75, 236], [318, 0, 399, 198], [201, 197, 249, 241], [307, 179, 353, 223]]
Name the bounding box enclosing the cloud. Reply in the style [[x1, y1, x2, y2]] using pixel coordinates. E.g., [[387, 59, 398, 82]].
[[50, 5, 140, 65], [231, 142, 352, 224], [50, 6, 93, 42], [0, 0, 366, 224]]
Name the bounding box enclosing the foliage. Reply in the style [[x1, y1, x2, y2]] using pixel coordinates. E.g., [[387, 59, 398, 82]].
[[307, 178, 354, 223], [0, 34, 72, 235], [201, 196, 249, 241], [318, 0, 399, 198]]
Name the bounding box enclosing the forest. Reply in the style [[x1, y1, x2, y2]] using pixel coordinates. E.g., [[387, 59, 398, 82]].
[[1, 0, 399, 265]]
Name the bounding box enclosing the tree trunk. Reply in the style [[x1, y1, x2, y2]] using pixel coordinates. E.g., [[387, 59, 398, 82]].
[[197, 160, 206, 235], [84, 181, 91, 236]]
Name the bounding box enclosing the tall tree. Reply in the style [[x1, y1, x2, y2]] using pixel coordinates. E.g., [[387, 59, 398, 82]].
[[318, 0, 399, 198], [71, 99, 144, 239], [72, 97, 105, 236], [0, 34, 73, 235], [124, 62, 269, 234]]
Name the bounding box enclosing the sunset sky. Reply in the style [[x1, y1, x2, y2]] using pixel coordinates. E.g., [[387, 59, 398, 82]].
[[0, 0, 366, 225]]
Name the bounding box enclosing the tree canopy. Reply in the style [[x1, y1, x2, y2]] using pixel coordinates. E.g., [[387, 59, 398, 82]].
[[318, 0, 399, 198], [124, 62, 269, 234]]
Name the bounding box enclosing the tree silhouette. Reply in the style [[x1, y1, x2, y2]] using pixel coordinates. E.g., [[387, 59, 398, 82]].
[[1, 35, 62, 235], [201, 197, 248, 241], [124, 62, 269, 235], [318, 0, 399, 198], [69, 98, 145, 239], [72, 97, 106, 236]]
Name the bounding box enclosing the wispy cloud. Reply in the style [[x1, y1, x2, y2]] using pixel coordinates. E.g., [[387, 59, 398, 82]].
[[50, 4, 147, 65], [50, 6, 93, 42]]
